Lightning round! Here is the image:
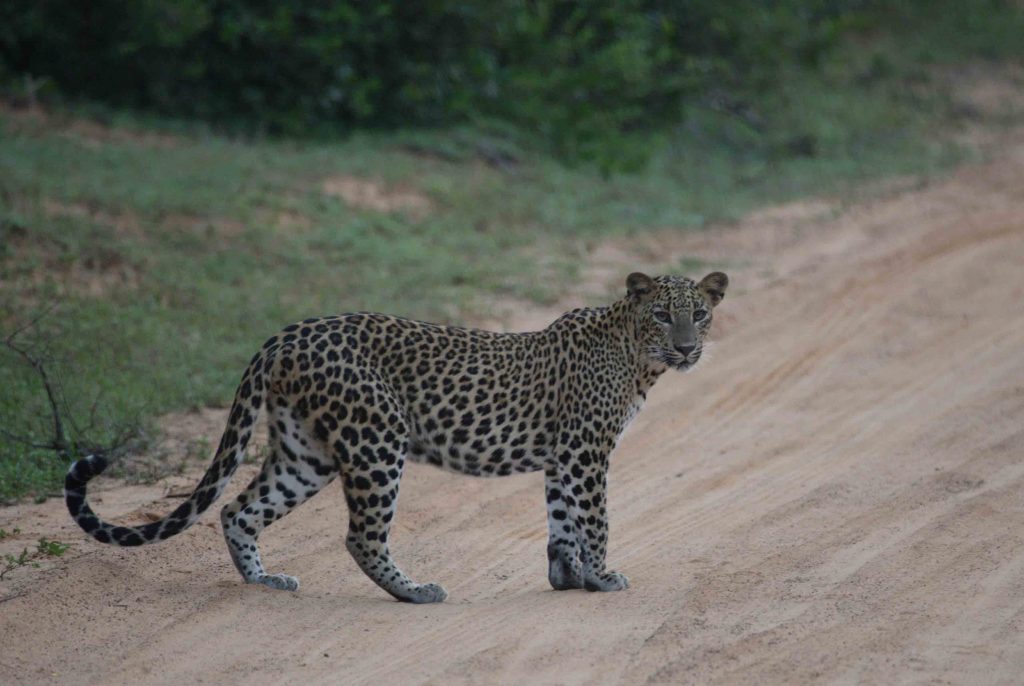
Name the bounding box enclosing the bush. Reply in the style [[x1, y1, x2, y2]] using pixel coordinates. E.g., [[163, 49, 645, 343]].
[[4, 1, 1011, 167]]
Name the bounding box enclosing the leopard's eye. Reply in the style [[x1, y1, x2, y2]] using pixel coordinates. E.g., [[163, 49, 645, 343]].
[[693, 309, 708, 322], [653, 310, 672, 324]]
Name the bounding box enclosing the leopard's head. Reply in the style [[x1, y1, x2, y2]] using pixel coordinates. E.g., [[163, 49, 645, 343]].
[[626, 271, 728, 372]]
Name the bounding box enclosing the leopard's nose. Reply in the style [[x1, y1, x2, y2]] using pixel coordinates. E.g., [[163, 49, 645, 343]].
[[675, 344, 696, 357]]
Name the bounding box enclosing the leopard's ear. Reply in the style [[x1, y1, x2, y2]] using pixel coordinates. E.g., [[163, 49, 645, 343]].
[[699, 272, 729, 307], [626, 272, 655, 303]]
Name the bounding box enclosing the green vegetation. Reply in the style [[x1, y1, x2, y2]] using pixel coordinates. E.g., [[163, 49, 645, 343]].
[[0, 536, 70, 580], [1, 548, 34, 579], [3, 1, 1023, 168], [36, 537, 70, 557], [1, 1, 1024, 501]]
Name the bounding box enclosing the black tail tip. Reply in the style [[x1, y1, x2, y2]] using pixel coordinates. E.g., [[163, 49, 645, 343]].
[[65, 454, 109, 490]]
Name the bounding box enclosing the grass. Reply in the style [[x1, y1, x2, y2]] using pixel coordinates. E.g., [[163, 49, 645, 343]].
[[1, 11, 1023, 500]]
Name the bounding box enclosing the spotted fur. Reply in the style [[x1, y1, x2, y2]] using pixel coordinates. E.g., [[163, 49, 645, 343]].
[[65, 271, 728, 602]]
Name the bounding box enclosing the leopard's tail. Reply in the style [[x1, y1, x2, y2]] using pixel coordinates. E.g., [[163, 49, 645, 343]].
[[64, 349, 274, 547]]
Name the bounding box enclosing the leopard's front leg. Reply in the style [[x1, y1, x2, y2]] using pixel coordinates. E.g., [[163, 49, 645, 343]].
[[554, 446, 629, 593]]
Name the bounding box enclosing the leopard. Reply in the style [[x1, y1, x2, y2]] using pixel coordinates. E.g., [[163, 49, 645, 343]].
[[65, 270, 728, 603]]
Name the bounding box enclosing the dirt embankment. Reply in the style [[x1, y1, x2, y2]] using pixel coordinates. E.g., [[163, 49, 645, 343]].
[[3, 128, 1024, 684]]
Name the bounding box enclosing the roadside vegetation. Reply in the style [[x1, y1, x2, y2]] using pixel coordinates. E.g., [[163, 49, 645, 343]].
[[1, 531, 70, 580], [2, 0, 1023, 500]]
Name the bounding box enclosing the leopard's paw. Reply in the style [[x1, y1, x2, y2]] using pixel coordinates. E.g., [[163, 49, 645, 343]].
[[583, 570, 629, 592]]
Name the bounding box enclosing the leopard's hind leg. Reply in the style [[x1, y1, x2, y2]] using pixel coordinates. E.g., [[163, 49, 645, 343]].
[[220, 405, 337, 591], [334, 382, 447, 603]]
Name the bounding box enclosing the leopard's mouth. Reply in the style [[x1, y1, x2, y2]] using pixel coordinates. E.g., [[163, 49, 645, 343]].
[[672, 349, 701, 371], [674, 358, 696, 372], [648, 347, 699, 371]]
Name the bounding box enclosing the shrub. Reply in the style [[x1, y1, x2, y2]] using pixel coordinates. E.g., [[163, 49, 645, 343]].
[[5, 1, 1018, 167]]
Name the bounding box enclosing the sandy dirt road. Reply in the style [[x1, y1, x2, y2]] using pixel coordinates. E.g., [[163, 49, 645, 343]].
[[2, 130, 1024, 685]]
